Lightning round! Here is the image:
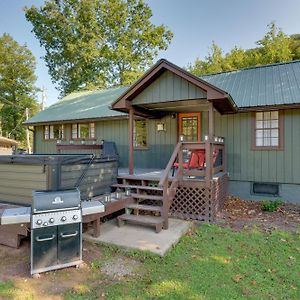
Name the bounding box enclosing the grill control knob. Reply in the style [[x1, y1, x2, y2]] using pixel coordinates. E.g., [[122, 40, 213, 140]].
[[61, 216, 67, 222], [72, 215, 78, 220], [43, 222, 48, 226], [36, 219, 42, 225], [49, 218, 55, 223]]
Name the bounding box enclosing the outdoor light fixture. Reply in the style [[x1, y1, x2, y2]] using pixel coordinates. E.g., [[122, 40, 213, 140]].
[[157, 123, 166, 132], [204, 135, 208, 141], [179, 135, 184, 142], [81, 140, 85, 145], [69, 140, 74, 144]]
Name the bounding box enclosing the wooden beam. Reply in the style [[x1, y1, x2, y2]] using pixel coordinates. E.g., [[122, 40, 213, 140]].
[[208, 102, 214, 140], [129, 108, 134, 175]]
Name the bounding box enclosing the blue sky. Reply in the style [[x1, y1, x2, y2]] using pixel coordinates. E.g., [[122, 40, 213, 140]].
[[1, 0, 300, 106]]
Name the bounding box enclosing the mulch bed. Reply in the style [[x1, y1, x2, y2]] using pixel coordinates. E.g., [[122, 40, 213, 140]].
[[216, 196, 300, 232]]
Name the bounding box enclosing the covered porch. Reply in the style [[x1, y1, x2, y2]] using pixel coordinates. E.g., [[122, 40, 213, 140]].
[[110, 59, 235, 229]]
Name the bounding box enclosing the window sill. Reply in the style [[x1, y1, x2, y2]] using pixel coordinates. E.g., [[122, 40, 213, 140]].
[[134, 147, 149, 151], [71, 138, 97, 141], [251, 146, 283, 151]]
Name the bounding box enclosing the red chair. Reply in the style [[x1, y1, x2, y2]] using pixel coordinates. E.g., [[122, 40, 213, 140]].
[[172, 150, 205, 175]]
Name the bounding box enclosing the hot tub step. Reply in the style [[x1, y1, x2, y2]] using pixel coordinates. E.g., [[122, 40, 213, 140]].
[[117, 214, 164, 233]]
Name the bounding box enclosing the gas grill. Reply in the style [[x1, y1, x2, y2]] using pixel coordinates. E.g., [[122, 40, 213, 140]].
[[31, 188, 82, 275]]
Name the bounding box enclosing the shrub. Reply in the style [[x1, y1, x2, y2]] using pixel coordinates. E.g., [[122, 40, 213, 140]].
[[261, 199, 283, 212]]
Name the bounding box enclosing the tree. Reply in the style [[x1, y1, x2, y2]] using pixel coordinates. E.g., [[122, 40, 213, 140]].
[[256, 21, 293, 64], [25, 0, 173, 95], [188, 22, 296, 77], [0, 33, 39, 146]]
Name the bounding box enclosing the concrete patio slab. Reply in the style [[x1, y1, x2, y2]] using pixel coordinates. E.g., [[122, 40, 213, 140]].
[[83, 218, 191, 256]]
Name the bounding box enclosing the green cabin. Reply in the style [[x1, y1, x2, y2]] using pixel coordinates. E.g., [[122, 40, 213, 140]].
[[26, 59, 300, 205]]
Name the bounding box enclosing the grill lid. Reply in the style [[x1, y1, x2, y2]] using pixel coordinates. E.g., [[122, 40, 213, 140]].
[[32, 188, 81, 213]]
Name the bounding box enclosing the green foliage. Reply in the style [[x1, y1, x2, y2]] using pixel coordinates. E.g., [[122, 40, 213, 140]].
[[25, 0, 173, 95], [68, 225, 300, 299], [0, 226, 299, 299], [0, 33, 39, 145], [188, 22, 296, 76], [261, 199, 283, 212]]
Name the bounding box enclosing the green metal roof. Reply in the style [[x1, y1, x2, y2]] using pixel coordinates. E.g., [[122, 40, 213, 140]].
[[25, 86, 128, 125], [26, 60, 300, 125], [201, 60, 300, 108]]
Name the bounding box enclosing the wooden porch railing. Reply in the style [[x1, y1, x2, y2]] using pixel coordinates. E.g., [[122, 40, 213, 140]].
[[158, 139, 226, 228]]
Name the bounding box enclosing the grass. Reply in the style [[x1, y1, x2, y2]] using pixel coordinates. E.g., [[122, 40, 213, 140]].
[[0, 224, 299, 299]]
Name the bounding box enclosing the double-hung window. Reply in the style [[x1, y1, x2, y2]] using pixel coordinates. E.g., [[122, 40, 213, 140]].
[[71, 123, 95, 139], [253, 111, 283, 149], [44, 124, 64, 140]]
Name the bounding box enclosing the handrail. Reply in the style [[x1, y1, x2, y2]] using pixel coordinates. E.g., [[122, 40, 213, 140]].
[[158, 142, 181, 187]]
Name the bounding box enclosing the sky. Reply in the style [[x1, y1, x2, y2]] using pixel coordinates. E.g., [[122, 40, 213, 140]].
[[0, 0, 300, 107]]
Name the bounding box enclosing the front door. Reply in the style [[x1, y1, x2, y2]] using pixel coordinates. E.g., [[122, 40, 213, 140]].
[[178, 113, 201, 142]]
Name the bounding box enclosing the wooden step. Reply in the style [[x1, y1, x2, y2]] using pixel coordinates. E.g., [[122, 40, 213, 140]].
[[126, 203, 162, 212], [131, 193, 163, 201], [117, 214, 164, 233], [117, 174, 160, 181], [112, 183, 163, 192]]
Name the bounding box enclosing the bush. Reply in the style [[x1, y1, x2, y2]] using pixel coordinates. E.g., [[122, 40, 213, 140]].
[[261, 199, 283, 212]]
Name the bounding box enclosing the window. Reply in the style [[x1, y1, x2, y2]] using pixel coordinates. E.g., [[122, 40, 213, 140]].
[[71, 123, 95, 139], [253, 111, 283, 149], [44, 124, 64, 140], [134, 119, 147, 148], [252, 182, 279, 196]]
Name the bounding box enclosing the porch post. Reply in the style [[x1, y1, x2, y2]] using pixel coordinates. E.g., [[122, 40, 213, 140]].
[[129, 108, 134, 175], [205, 102, 214, 186], [208, 101, 214, 139]]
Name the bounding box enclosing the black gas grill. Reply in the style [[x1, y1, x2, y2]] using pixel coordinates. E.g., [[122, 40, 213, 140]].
[[31, 188, 82, 275]]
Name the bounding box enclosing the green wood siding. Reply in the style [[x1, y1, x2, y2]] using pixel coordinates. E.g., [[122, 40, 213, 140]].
[[132, 70, 206, 105], [34, 115, 177, 169], [35, 108, 300, 184], [210, 109, 300, 184]]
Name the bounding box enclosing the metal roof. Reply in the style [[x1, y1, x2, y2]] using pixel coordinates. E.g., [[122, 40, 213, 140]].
[[25, 86, 128, 125], [201, 60, 300, 108], [26, 60, 300, 126]]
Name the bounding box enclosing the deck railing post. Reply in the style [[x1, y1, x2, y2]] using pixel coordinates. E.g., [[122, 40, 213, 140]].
[[129, 108, 134, 175], [178, 143, 183, 181], [206, 102, 214, 187]]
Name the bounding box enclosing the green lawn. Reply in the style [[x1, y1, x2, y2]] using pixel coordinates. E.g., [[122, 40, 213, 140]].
[[1, 224, 299, 299]]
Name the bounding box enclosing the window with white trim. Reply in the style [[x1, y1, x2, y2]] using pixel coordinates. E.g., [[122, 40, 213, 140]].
[[255, 111, 279, 147], [71, 123, 95, 139], [44, 124, 64, 140]]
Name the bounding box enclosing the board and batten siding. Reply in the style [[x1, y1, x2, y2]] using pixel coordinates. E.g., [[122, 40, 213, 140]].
[[202, 108, 300, 185], [132, 70, 206, 105], [34, 108, 300, 184], [34, 114, 177, 169]]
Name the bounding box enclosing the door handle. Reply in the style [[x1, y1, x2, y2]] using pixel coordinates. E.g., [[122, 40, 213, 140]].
[[60, 231, 78, 238], [36, 234, 56, 242]]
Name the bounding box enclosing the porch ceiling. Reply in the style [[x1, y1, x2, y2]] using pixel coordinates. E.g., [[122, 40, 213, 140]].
[[136, 99, 210, 113]]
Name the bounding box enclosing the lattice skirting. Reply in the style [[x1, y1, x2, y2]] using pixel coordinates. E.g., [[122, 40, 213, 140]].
[[169, 174, 229, 222]]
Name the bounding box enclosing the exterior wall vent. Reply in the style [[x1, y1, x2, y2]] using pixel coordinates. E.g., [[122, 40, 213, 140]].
[[252, 182, 279, 196]]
